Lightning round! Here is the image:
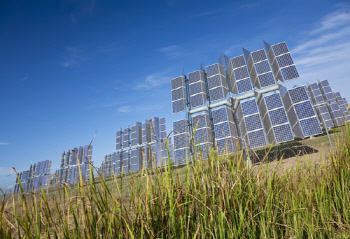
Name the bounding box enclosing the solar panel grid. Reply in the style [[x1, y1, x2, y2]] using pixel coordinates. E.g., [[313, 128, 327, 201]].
[[294, 101, 316, 119], [236, 78, 254, 93], [244, 114, 263, 132], [230, 55, 246, 69], [251, 49, 267, 63], [171, 76, 185, 90], [289, 86, 309, 104], [171, 87, 185, 101], [207, 74, 224, 89], [190, 93, 206, 108], [241, 99, 258, 116], [271, 42, 289, 56], [234, 67, 249, 80], [255, 60, 271, 74], [264, 93, 283, 110], [209, 87, 227, 101], [172, 99, 186, 114], [299, 118, 322, 137], [174, 133, 189, 149], [194, 128, 212, 145], [257, 72, 275, 88], [247, 130, 267, 148], [276, 53, 294, 68], [269, 108, 289, 126], [173, 119, 188, 135], [188, 70, 204, 84], [192, 113, 210, 129], [272, 124, 293, 143]]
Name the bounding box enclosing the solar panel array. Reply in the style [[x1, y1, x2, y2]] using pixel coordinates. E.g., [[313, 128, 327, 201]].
[[318, 80, 345, 126], [14, 160, 52, 193], [281, 86, 322, 138], [173, 119, 190, 165], [56, 145, 93, 186], [188, 70, 207, 108], [192, 113, 212, 159], [334, 92, 350, 121], [236, 98, 267, 149], [246, 49, 276, 89], [264, 41, 299, 82], [212, 106, 240, 154], [102, 117, 173, 176], [116, 130, 123, 150], [171, 76, 187, 113], [258, 92, 293, 144], [228, 55, 254, 94], [307, 83, 334, 129], [206, 63, 228, 102]]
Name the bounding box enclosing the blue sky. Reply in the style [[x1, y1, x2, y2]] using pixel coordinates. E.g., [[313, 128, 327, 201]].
[[1, 0, 350, 191]]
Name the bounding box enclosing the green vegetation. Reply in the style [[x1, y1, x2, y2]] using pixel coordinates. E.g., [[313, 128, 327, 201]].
[[1, 126, 350, 238]]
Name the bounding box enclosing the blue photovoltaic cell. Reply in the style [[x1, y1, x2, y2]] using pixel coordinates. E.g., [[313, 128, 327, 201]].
[[216, 138, 237, 154], [207, 75, 223, 89], [276, 53, 294, 67], [265, 93, 283, 110], [171, 76, 185, 90], [272, 124, 293, 143], [244, 114, 263, 132], [173, 119, 188, 135], [192, 113, 210, 129], [230, 55, 246, 68], [269, 108, 289, 125], [258, 72, 275, 88], [206, 64, 224, 77], [299, 118, 322, 137], [241, 99, 258, 116], [172, 87, 185, 101], [280, 65, 299, 81], [172, 99, 186, 114], [234, 67, 249, 80], [289, 87, 309, 104], [188, 70, 203, 84], [247, 130, 266, 148], [212, 107, 229, 124], [189, 82, 203, 95], [209, 87, 226, 101], [236, 78, 253, 93], [251, 50, 267, 63], [271, 42, 289, 56], [214, 122, 235, 139], [294, 101, 316, 119], [255, 60, 271, 74], [174, 148, 188, 165], [194, 128, 211, 145], [190, 93, 206, 108]]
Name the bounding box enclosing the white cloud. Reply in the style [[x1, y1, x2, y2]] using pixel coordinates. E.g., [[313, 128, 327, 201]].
[[117, 105, 131, 113], [117, 103, 164, 114], [59, 47, 88, 67], [310, 11, 350, 35], [158, 45, 184, 57], [0, 142, 9, 146], [134, 71, 171, 90], [0, 167, 11, 176], [290, 6, 350, 98]]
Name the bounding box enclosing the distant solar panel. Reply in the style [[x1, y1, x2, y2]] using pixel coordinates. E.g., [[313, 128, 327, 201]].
[[171, 76, 187, 114], [259, 91, 293, 144], [206, 63, 228, 101], [264, 41, 299, 82], [228, 55, 254, 94], [281, 85, 322, 138], [122, 151, 129, 174]]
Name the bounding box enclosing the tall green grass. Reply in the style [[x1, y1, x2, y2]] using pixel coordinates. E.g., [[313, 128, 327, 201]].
[[1, 125, 350, 238]]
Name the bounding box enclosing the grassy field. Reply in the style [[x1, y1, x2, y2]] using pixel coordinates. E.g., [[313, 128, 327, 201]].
[[1, 125, 350, 238]]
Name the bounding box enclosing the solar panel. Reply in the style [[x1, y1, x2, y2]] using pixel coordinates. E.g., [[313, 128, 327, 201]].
[[259, 92, 293, 144], [130, 148, 142, 172], [235, 98, 267, 149], [247, 49, 276, 89], [281, 85, 322, 138], [188, 70, 207, 108], [206, 63, 228, 101], [171, 76, 187, 114], [211, 106, 240, 153], [173, 119, 190, 165], [229, 55, 254, 94], [264, 41, 299, 82], [122, 151, 129, 174]]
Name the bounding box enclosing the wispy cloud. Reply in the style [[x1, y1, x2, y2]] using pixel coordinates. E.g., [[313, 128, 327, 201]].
[[117, 103, 164, 113], [290, 5, 350, 94], [158, 45, 184, 58], [59, 46, 88, 67], [65, 0, 96, 24], [0, 168, 9, 176], [190, 11, 215, 18], [21, 76, 28, 81], [134, 71, 171, 90], [0, 142, 9, 146]]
